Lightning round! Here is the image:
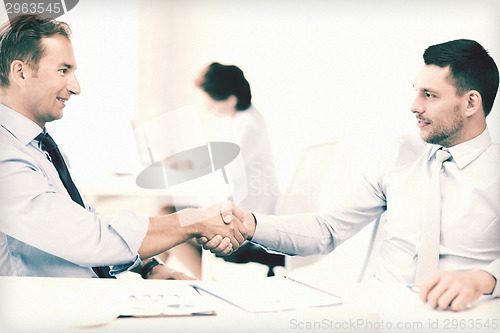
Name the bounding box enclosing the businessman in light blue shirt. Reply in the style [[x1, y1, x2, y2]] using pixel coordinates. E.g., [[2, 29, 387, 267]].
[[0, 15, 245, 279]]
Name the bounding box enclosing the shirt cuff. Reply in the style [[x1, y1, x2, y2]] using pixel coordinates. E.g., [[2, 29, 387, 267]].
[[251, 213, 275, 246], [110, 255, 143, 275], [481, 259, 500, 297], [250, 213, 289, 255]]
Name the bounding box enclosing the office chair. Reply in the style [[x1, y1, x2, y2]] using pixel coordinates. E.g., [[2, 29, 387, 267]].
[[221, 140, 343, 276], [200, 141, 339, 280], [277, 140, 385, 283], [201, 140, 385, 282]]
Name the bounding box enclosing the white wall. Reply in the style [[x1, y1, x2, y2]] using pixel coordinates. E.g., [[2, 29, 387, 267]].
[[1, 0, 499, 190], [135, 0, 500, 189], [50, 1, 139, 181]]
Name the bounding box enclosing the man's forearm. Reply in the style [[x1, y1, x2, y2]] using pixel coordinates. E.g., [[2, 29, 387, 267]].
[[138, 214, 197, 259], [138, 204, 246, 259]]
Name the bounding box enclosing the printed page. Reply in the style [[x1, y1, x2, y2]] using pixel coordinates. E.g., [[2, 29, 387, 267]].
[[193, 275, 342, 313]]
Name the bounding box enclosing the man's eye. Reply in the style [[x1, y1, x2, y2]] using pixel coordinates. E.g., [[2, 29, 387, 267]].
[[58, 68, 67, 74], [424, 92, 435, 98]]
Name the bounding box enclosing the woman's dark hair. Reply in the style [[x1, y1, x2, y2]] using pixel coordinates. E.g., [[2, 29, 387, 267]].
[[195, 62, 252, 111]]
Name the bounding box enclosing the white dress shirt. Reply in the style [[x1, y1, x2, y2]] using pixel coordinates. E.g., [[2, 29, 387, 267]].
[[207, 106, 279, 214], [252, 129, 500, 295], [0, 104, 148, 277]]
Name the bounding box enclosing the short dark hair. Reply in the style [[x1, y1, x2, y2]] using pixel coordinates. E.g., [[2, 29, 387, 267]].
[[195, 62, 252, 111], [0, 14, 72, 87], [423, 39, 499, 117]]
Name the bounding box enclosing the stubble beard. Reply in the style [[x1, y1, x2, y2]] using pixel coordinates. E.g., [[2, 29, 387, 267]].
[[422, 105, 464, 147]]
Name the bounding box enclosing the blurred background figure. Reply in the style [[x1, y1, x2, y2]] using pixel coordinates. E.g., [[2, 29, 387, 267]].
[[195, 62, 279, 214], [153, 63, 283, 279], [195, 62, 283, 276]]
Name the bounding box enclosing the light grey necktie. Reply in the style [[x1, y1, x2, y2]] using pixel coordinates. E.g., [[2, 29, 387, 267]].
[[415, 148, 452, 283]]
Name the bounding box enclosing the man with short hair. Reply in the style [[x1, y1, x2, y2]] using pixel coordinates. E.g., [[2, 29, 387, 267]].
[[0, 14, 242, 278], [207, 39, 500, 311]]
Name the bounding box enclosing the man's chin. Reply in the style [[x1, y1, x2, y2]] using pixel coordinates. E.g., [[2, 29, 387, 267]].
[[419, 131, 431, 143], [420, 131, 439, 145], [46, 113, 63, 123]]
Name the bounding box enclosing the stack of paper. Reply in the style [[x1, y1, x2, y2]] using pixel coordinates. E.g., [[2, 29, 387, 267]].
[[119, 280, 216, 317], [193, 275, 342, 313]]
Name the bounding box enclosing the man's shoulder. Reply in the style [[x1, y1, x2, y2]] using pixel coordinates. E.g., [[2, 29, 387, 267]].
[[485, 142, 500, 162], [488, 142, 500, 151], [394, 132, 427, 150], [382, 132, 429, 162], [0, 127, 36, 165], [0, 128, 17, 158]]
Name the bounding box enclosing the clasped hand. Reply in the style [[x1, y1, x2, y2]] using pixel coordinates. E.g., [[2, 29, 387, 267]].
[[195, 201, 255, 256]]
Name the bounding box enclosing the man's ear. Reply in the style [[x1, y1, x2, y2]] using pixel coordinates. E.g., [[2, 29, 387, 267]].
[[9, 60, 28, 87], [465, 90, 482, 118]]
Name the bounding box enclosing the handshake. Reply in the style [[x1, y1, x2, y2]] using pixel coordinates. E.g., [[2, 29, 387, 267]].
[[178, 201, 257, 256]]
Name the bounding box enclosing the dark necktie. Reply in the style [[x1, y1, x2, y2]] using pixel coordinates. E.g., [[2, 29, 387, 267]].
[[36, 132, 115, 279]]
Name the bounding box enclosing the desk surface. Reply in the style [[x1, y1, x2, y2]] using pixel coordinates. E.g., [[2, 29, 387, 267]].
[[1, 276, 499, 333]]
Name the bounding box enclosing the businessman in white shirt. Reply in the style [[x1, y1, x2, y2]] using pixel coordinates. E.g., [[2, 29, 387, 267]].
[[201, 39, 500, 311]]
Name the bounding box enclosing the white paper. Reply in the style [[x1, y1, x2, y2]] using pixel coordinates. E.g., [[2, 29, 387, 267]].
[[193, 275, 342, 313], [118, 280, 216, 317]]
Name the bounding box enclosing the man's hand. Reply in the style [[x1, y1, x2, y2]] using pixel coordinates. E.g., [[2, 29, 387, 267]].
[[418, 270, 496, 311], [196, 234, 234, 256], [139, 203, 247, 259], [146, 265, 196, 280], [196, 201, 257, 255], [176, 203, 247, 253]]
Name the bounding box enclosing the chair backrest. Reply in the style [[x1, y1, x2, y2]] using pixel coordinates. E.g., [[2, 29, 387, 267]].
[[275, 141, 340, 215], [277, 140, 384, 283], [356, 212, 386, 282], [275, 141, 340, 272]]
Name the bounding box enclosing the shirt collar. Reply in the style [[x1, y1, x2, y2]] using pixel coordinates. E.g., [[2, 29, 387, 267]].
[[0, 103, 44, 146], [428, 127, 492, 170]]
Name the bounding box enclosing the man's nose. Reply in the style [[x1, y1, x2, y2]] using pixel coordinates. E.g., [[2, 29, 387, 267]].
[[410, 95, 423, 114], [68, 73, 81, 95]]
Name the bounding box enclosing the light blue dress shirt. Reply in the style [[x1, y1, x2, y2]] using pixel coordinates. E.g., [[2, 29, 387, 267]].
[[253, 129, 500, 296], [0, 104, 148, 277]]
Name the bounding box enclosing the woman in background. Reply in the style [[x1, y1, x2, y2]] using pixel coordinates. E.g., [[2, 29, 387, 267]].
[[195, 63, 283, 276], [195, 62, 279, 215], [151, 63, 282, 279]]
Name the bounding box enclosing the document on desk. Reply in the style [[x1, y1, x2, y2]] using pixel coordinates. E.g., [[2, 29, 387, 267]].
[[193, 275, 343, 313], [119, 281, 216, 317]]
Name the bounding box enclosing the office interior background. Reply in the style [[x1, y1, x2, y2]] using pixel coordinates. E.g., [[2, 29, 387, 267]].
[[1, 0, 499, 206]]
